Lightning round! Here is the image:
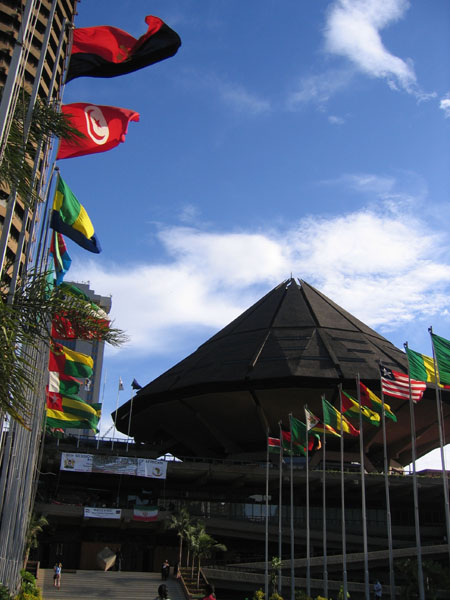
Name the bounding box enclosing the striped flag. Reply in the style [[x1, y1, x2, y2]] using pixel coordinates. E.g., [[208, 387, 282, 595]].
[[268, 437, 281, 453], [322, 397, 359, 436], [379, 365, 426, 403], [132, 506, 158, 522]]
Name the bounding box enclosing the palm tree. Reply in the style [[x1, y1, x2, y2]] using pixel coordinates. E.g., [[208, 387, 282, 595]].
[[0, 89, 82, 202], [0, 266, 127, 425], [195, 531, 227, 587], [168, 507, 192, 567], [23, 513, 48, 567], [188, 521, 205, 578]]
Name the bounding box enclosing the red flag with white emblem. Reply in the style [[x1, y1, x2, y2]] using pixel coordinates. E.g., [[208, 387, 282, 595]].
[[57, 103, 139, 160]]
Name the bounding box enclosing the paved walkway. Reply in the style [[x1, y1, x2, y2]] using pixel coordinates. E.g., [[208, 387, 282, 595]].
[[38, 569, 185, 600]]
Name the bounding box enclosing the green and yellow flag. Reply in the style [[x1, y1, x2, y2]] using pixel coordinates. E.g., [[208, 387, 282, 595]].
[[430, 333, 450, 386], [322, 397, 359, 436], [341, 391, 380, 427]]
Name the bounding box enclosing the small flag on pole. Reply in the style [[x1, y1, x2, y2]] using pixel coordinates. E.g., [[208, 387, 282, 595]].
[[50, 175, 101, 253], [379, 365, 426, 403], [118, 377, 124, 391], [131, 378, 142, 390]]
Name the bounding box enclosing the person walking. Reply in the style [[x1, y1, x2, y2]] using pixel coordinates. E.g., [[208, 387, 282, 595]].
[[156, 584, 170, 600], [374, 580, 382, 599], [53, 562, 62, 589]]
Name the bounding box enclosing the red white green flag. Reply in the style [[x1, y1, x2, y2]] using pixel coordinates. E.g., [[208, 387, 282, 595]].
[[132, 506, 158, 522]]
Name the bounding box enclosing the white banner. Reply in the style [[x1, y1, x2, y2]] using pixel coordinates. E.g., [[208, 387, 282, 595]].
[[84, 507, 122, 519], [60, 453, 167, 479], [137, 459, 167, 479], [61, 453, 93, 472]]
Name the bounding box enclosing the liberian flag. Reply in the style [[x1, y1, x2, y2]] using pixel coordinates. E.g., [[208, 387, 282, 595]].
[[380, 365, 426, 403], [57, 103, 139, 160], [66, 16, 181, 82], [132, 506, 158, 522]]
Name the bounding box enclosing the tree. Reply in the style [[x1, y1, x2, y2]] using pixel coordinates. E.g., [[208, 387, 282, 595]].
[[270, 557, 282, 595], [0, 266, 126, 426], [0, 89, 82, 203], [195, 531, 226, 587], [168, 507, 192, 567], [23, 513, 48, 567]]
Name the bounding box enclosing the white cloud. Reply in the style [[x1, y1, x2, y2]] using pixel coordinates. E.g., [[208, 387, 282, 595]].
[[324, 0, 421, 95], [180, 68, 270, 115], [218, 81, 271, 114], [440, 95, 450, 118], [328, 115, 345, 125], [287, 68, 354, 109], [70, 192, 450, 359]]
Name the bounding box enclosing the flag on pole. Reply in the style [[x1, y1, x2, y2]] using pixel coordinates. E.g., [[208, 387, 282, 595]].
[[341, 390, 380, 427], [406, 346, 450, 389], [50, 175, 101, 253], [49, 231, 72, 285], [268, 437, 281, 454], [49, 343, 94, 379], [359, 382, 397, 422], [131, 378, 142, 390], [290, 415, 321, 451], [281, 429, 306, 456], [46, 397, 101, 431], [52, 282, 110, 340], [430, 332, 450, 386], [118, 377, 124, 391], [305, 406, 340, 437], [57, 103, 139, 160], [379, 365, 426, 403], [322, 397, 359, 436], [66, 16, 181, 82]]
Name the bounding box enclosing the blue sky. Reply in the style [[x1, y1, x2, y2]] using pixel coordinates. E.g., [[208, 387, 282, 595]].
[[57, 0, 450, 466]]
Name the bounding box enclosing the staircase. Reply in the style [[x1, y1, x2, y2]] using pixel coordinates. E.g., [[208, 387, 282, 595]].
[[178, 567, 207, 599], [37, 569, 187, 600]]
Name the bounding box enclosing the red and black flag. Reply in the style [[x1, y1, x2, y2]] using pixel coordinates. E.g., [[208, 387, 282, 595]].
[[66, 15, 181, 83]]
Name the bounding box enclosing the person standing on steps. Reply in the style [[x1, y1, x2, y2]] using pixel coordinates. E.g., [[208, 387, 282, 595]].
[[53, 562, 62, 589], [161, 559, 170, 580]]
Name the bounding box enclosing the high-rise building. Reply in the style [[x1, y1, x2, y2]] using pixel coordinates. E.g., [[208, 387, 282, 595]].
[[0, 1, 78, 590], [0, 0, 78, 287], [54, 281, 112, 435]]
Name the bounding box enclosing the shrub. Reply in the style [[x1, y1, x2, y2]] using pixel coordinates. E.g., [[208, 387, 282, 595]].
[[14, 570, 41, 600]]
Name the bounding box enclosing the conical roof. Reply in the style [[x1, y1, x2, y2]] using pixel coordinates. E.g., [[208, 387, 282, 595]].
[[116, 279, 449, 464], [135, 278, 407, 393]]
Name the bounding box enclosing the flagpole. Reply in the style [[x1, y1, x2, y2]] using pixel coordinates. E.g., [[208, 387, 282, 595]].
[[379, 375, 396, 600], [428, 328, 450, 563], [126, 394, 134, 453], [322, 428, 328, 599], [265, 431, 270, 600], [356, 376, 370, 600], [289, 414, 295, 600], [111, 378, 122, 450], [338, 386, 348, 600], [304, 406, 311, 599], [278, 421, 283, 595], [403, 349, 425, 600]]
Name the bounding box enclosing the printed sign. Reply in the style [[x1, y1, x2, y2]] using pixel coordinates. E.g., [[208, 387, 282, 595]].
[[84, 507, 122, 519]]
